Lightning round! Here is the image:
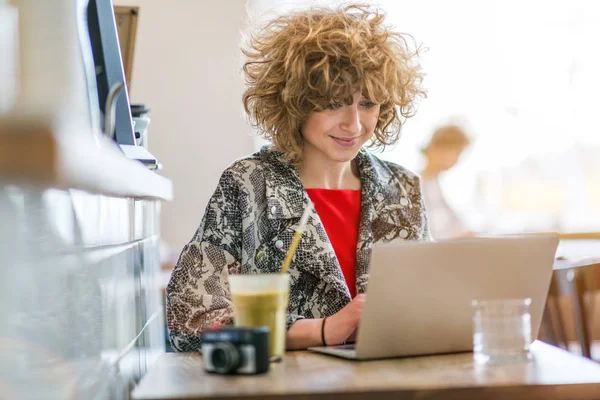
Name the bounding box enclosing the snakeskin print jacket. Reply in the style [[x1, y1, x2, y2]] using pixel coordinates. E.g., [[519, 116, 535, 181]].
[[166, 146, 430, 352]]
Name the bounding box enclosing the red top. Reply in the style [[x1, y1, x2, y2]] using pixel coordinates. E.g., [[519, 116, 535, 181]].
[[306, 189, 361, 298]]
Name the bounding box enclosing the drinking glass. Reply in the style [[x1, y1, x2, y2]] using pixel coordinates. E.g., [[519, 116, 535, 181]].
[[472, 298, 532, 365], [228, 274, 290, 361]]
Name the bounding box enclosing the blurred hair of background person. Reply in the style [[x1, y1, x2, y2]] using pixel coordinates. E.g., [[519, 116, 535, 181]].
[[421, 125, 475, 240]]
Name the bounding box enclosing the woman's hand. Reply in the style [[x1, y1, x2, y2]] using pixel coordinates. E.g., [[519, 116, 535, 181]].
[[285, 294, 366, 350], [324, 294, 366, 346]]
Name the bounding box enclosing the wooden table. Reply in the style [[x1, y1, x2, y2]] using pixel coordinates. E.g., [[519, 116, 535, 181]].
[[132, 341, 600, 400]]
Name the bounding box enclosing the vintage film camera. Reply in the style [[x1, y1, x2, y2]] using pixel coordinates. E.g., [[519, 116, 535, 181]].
[[202, 326, 270, 375]]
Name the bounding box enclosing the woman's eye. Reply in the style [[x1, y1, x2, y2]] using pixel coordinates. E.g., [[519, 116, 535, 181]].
[[326, 103, 342, 110], [360, 101, 376, 108]]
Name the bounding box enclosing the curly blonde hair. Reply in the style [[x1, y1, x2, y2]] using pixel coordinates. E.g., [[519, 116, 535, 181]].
[[242, 3, 426, 162]]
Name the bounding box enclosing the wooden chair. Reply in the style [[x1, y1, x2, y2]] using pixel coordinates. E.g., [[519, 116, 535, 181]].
[[541, 258, 600, 359]]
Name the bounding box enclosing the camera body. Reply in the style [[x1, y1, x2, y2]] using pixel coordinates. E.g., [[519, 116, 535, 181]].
[[202, 326, 270, 375]]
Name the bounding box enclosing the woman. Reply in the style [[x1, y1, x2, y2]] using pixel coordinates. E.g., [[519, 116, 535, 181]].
[[167, 4, 430, 352]]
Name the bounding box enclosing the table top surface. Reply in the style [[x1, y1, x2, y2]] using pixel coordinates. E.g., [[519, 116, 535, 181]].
[[554, 239, 600, 270], [132, 341, 600, 400]]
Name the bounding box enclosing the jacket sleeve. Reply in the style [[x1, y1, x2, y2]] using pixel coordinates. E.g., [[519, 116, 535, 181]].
[[166, 170, 243, 352], [415, 175, 433, 241]]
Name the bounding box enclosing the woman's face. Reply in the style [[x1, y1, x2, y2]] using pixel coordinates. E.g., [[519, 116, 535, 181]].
[[301, 92, 380, 163]]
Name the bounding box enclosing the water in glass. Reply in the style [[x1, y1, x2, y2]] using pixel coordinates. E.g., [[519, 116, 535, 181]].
[[472, 298, 532, 365]]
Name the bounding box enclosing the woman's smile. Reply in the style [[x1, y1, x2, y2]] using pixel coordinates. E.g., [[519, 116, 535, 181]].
[[330, 135, 361, 147]]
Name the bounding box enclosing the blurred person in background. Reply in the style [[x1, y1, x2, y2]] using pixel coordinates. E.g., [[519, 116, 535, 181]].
[[421, 125, 474, 239]]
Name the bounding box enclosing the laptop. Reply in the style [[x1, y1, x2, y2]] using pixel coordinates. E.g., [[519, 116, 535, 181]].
[[308, 234, 559, 360]]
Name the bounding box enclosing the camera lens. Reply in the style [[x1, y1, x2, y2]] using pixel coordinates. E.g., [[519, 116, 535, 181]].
[[211, 343, 241, 374]]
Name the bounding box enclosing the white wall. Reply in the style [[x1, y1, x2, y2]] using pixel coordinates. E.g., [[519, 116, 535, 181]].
[[113, 0, 254, 251], [0, 1, 18, 113]]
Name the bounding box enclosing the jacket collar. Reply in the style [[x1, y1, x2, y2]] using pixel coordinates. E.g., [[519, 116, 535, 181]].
[[259, 146, 308, 220], [260, 145, 394, 219]]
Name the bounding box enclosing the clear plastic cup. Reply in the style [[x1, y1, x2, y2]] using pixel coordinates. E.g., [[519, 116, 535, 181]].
[[472, 298, 532, 365], [228, 274, 290, 361]]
